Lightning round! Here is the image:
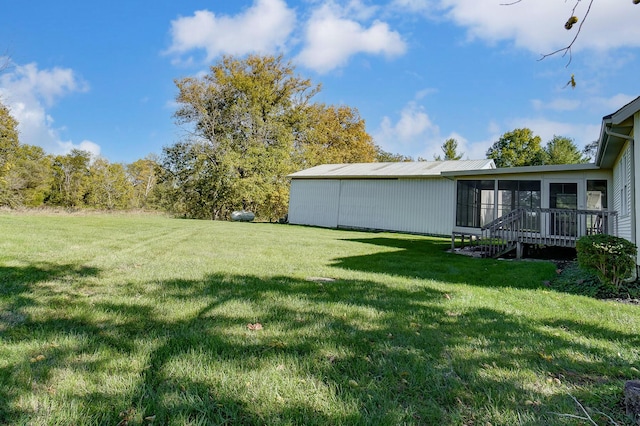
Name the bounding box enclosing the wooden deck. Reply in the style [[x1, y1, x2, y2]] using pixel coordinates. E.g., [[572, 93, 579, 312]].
[[452, 208, 618, 259]]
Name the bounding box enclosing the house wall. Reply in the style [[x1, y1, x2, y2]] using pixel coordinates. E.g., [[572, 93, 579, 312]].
[[633, 112, 639, 266], [288, 177, 454, 235], [613, 142, 633, 242]]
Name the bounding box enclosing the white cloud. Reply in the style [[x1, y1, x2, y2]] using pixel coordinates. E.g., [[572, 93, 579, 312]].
[[373, 99, 490, 160], [58, 140, 101, 158], [531, 98, 581, 112], [166, 0, 296, 62], [1, 63, 88, 106], [390, 0, 435, 15], [0, 63, 99, 156], [297, 3, 406, 73], [583, 93, 637, 115], [343, 0, 380, 21], [438, 0, 640, 55], [373, 101, 440, 156]]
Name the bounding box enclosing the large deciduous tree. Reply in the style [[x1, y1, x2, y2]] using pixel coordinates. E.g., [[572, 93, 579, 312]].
[[168, 54, 318, 221], [486, 128, 545, 168], [375, 146, 413, 162], [297, 104, 376, 167], [163, 54, 377, 221]]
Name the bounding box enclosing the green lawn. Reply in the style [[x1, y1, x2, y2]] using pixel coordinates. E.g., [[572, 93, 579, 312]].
[[1, 212, 638, 425]]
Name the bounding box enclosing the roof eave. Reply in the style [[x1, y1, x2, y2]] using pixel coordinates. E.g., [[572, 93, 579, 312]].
[[441, 163, 600, 178]]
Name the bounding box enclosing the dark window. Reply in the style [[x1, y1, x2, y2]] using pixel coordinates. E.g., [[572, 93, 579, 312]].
[[549, 183, 577, 209], [497, 180, 540, 214], [549, 183, 578, 236], [586, 180, 608, 235], [456, 180, 494, 227], [586, 180, 607, 209], [497, 180, 541, 231]]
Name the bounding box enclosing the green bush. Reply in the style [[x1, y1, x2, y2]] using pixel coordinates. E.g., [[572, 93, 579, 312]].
[[576, 234, 637, 289], [551, 261, 640, 299]]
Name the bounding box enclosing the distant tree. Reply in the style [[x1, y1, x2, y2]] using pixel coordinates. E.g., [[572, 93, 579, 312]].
[[297, 104, 376, 166], [0, 101, 20, 194], [486, 128, 545, 167], [86, 158, 133, 210], [375, 146, 413, 162], [543, 135, 589, 165], [127, 156, 158, 208], [434, 138, 463, 161], [47, 149, 92, 207], [1, 144, 53, 207], [582, 140, 599, 162], [155, 141, 236, 220]]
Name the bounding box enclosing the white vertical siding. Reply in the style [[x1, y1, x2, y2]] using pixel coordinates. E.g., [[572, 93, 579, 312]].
[[289, 178, 454, 235], [613, 143, 633, 241], [288, 180, 340, 228]]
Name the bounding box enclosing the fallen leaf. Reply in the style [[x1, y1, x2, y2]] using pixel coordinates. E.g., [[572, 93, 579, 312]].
[[348, 379, 359, 388], [444, 294, 451, 300], [247, 323, 263, 331]]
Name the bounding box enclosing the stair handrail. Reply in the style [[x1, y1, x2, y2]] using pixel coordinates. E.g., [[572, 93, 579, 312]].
[[481, 207, 526, 231]]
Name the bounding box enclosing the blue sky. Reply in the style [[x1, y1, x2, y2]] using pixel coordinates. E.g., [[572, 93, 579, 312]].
[[1, 0, 639, 164]]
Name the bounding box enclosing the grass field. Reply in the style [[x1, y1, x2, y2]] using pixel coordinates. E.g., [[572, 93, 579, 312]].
[[1, 212, 639, 425]]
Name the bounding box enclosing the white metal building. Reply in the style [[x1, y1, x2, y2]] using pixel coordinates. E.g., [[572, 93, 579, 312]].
[[288, 160, 495, 235]]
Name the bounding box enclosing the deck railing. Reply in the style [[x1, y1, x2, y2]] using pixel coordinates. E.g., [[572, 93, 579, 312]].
[[479, 208, 618, 258]]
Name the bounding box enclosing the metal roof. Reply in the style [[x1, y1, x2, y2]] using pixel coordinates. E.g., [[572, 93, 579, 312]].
[[288, 160, 495, 179]]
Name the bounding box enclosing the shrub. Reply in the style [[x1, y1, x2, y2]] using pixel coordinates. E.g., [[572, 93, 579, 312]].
[[551, 261, 640, 299], [576, 234, 637, 289]]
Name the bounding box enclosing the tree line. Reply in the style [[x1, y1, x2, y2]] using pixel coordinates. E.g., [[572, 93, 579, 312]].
[[1, 54, 591, 220]]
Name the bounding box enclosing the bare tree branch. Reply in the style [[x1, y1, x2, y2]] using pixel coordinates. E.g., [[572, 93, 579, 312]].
[[538, 0, 595, 66], [502, 0, 595, 66]]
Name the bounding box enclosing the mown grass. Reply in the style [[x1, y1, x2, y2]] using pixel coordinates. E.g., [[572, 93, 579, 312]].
[[1, 212, 639, 425]]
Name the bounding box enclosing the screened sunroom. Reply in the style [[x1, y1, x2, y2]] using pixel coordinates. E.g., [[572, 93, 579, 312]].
[[442, 164, 616, 257]]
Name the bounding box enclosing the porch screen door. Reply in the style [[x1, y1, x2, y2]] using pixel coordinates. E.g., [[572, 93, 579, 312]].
[[549, 183, 577, 236]]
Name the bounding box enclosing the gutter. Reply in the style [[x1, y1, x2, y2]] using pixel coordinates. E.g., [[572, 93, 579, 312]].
[[605, 127, 634, 141]]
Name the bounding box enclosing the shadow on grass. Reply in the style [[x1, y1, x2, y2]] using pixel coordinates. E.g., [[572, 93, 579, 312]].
[[0, 262, 101, 421], [0, 262, 637, 424], [332, 237, 557, 289]]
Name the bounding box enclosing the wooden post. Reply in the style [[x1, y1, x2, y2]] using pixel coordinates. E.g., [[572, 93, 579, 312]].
[[516, 242, 523, 259]]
